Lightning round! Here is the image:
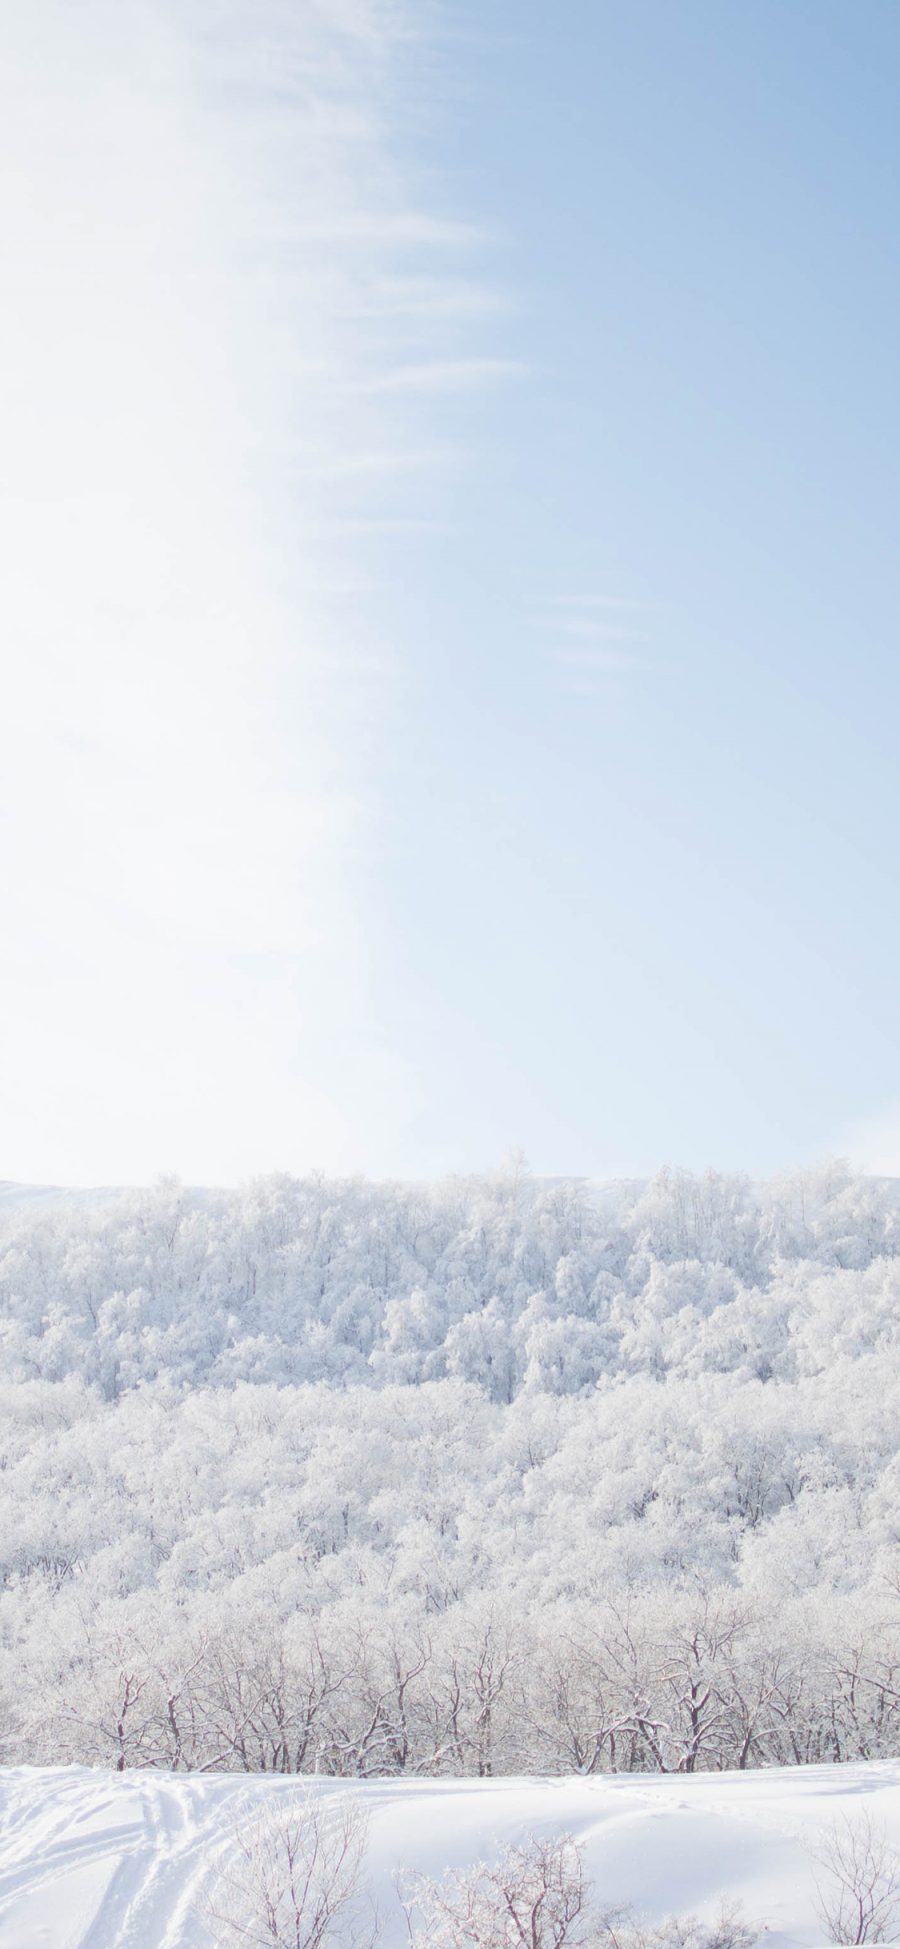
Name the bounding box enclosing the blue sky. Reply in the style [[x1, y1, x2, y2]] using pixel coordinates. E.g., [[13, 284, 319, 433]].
[[3, 1, 900, 1184]]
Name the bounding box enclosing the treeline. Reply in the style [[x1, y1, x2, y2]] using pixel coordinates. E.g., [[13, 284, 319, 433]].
[[0, 1162, 897, 1399], [1, 1361, 899, 1776], [9, 1583, 900, 1777], [3, 1163, 900, 1777]]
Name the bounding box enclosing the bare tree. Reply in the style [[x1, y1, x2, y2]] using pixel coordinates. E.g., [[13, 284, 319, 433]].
[[813, 1811, 900, 1945], [401, 1835, 756, 1949], [599, 1911, 757, 1949], [400, 1834, 590, 1949], [205, 1790, 374, 1949]]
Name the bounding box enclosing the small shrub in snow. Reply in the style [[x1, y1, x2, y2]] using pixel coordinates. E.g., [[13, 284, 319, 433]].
[[597, 1910, 758, 1949], [204, 1792, 373, 1949], [813, 1811, 900, 1944], [401, 1835, 591, 1949], [401, 1836, 758, 1949]]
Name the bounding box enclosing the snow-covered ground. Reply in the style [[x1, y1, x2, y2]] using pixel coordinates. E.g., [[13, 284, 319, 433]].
[[0, 1760, 896, 1949]]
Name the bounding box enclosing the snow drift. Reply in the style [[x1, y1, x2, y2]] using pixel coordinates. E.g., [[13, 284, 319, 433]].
[[0, 1759, 897, 1949]]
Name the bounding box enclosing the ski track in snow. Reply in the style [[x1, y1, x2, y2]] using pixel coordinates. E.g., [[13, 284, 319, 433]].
[[0, 1761, 897, 1948]]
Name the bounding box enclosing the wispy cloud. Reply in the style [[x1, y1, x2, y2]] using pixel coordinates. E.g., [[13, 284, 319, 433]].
[[555, 647, 639, 673], [0, 0, 503, 1183], [532, 596, 650, 694], [532, 620, 644, 642], [366, 357, 525, 393], [541, 595, 647, 610]]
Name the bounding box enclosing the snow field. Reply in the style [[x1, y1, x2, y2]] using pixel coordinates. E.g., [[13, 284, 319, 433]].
[[1, 1759, 897, 1949]]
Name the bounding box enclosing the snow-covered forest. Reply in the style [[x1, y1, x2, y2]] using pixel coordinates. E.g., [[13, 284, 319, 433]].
[[3, 1163, 900, 1777]]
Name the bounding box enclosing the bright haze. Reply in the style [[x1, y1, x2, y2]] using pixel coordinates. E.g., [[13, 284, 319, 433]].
[[3, 1, 900, 1186]]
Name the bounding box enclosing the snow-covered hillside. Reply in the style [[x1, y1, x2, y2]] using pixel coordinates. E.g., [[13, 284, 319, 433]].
[[0, 1759, 896, 1949], [3, 1164, 900, 1778]]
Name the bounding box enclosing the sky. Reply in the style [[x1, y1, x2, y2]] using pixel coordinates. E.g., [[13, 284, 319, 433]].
[[2, 0, 900, 1187]]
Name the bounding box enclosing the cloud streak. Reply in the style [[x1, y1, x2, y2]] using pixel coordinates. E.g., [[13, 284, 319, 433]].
[[531, 597, 650, 695], [0, 0, 500, 1183]]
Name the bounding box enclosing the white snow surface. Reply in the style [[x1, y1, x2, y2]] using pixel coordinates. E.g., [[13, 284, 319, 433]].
[[0, 1760, 896, 1949]]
